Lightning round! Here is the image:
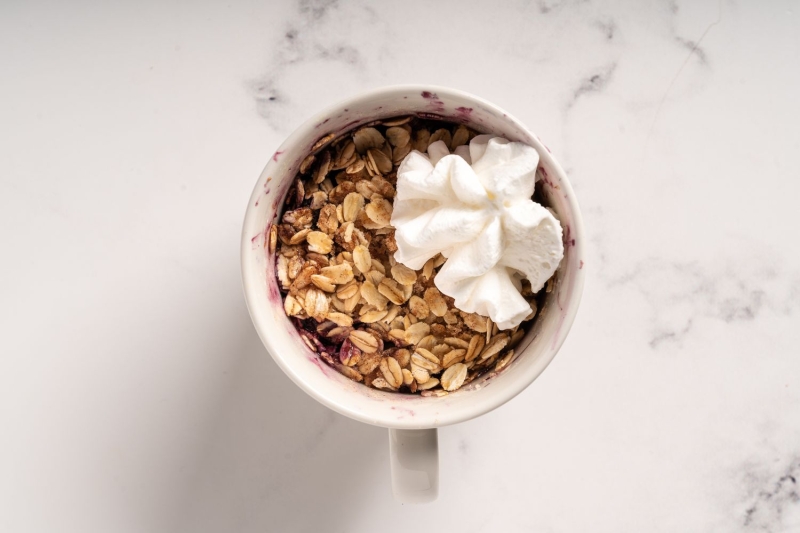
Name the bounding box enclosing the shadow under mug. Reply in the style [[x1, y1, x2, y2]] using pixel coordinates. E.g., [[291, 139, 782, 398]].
[[241, 86, 585, 503]]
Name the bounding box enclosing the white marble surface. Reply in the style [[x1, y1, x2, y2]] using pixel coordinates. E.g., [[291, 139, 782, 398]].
[[1, 0, 799, 531]]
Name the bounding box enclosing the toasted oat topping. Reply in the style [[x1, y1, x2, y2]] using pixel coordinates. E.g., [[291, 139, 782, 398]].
[[272, 116, 547, 394]]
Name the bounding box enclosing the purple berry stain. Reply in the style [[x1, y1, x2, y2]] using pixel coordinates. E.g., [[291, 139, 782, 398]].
[[421, 91, 445, 110], [416, 112, 447, 121], [267, 278, 281, 302], [562, 225, 575, 248]]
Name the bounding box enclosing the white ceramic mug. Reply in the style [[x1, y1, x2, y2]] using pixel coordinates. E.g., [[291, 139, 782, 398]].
[[241, 86, 585, 503]]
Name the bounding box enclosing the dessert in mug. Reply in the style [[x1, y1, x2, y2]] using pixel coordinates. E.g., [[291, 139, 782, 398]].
[[269, 117, 563, 396]]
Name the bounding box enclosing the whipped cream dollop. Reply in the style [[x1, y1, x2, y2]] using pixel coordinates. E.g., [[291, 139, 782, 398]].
[[391, 135, 564, 330]]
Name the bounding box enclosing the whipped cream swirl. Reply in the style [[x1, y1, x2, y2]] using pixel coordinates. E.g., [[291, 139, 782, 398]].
[[391, 135, 564, 330]]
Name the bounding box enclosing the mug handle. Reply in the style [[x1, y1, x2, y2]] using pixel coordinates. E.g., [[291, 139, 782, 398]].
[[388, 428, 439, 503]]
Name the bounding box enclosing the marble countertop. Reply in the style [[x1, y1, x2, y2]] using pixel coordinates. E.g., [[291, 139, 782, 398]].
[[2, 1, 798, 531]]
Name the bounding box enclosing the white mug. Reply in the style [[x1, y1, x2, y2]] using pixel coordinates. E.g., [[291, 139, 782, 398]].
[[241, 86, 585, 503]]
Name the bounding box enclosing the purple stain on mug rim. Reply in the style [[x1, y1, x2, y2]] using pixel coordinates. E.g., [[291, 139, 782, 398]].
[[416, 112, 447, 121], [272, 151, 284, 162], [390, 406, 416, 417], [535, 135, 553, 153], [267, 277, 281, 302], [562, 224, 574, 247], [539, 167, 560, 190], [308, 356, 326, 373], [421, 91, 445, 110]]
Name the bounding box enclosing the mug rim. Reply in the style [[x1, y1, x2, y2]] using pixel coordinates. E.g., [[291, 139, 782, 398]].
[[241, 85, 586, 428]]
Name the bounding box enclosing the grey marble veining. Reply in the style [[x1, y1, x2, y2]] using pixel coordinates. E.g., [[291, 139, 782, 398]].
[[251, 0, 394, 131]]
